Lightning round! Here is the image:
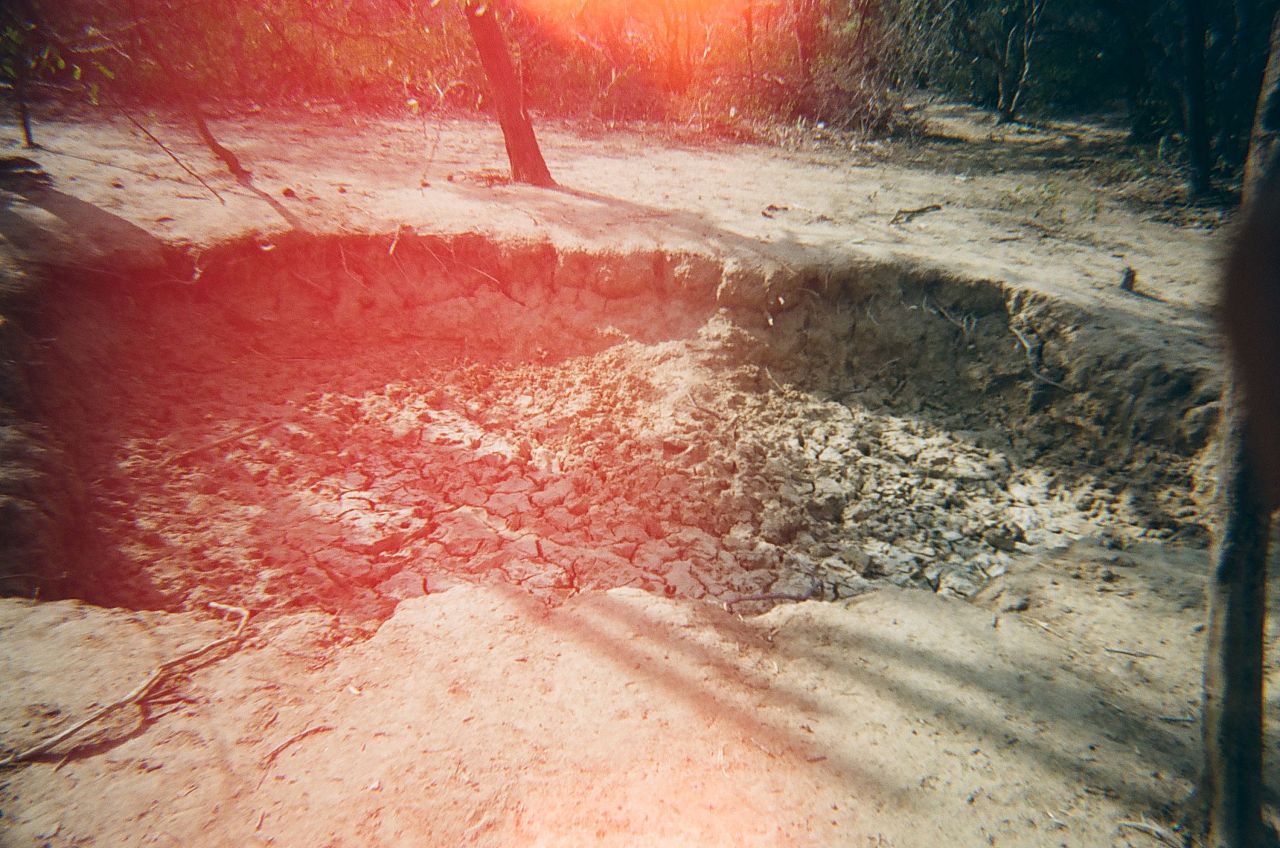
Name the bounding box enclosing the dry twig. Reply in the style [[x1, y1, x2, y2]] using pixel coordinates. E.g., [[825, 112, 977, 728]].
[[1117, 819, 1181, 846], [763, 367, 787, 393], [1104, 646, 1162, 659], [923, 295, 978, 341], [163, 420, 282, 466], [890, 204, 943, 225], [260, 725, 335, 769], [0, 602, 249, 767], [104, 95, 226, 203], [1029, 618, 1064, 638], [1009, 325, 1069, 390]]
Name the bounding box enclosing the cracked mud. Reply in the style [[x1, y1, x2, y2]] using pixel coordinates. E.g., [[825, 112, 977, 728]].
[[28, 237, 1210, 622]]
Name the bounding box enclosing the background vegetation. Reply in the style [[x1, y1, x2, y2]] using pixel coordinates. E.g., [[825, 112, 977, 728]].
[[3, 0, 1279, 194]]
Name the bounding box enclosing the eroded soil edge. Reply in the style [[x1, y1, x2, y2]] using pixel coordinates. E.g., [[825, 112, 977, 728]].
[[2, 232, 1218, 622]]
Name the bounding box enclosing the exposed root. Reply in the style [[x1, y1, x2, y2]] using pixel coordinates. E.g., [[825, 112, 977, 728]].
[[0, 602, 250, 768]]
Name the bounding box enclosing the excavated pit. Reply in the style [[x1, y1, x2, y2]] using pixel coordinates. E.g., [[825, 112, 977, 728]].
[[2, 233, 1218, 622]]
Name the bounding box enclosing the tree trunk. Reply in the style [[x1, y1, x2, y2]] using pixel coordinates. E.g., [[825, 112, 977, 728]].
[[1201, 421, 1271, 848], [1202, 12, 1280, 847], [463, 2, 554, 188], [8, 4, 37, 148], [995, 23, 1018, 121], [1244, 12, 1280, 197], [1004, 0, 1046, 123], [792, 0, 820, 102], [15, 63, 36, 148], [1183, 0, 1212, 197], [134, 21, 251, 181]]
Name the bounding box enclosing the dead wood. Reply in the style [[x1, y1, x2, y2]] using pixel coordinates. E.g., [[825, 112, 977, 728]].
[[0, 602, 249, 767]]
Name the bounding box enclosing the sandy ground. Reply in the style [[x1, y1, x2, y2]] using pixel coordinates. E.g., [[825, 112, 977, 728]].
[[0, 100, 1271, 847], [4, 542, 1274, 847], [2, 100, 1221, 331]]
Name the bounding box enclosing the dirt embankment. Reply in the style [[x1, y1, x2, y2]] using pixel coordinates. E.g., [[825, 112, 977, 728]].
[[1, 227, 1217, 620]]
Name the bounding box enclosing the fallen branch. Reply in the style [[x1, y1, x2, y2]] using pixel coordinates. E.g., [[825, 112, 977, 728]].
[[923, 295, 978, 341], [1029, 617, 1064, 639], [33, 21, 226, 202], [1117, 819, 1182, 847], [0, 602, 249, 767], [113, 104, 225, 203], [890, 204, 943, 225], [1104, 646, 1163, 659], [724, 581, 821, 612], [1009, 325, 1069, 391], [163, 419, 282, 466]]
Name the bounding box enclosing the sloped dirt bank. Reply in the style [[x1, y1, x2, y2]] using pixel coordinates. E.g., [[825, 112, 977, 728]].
[[3, 231, 1216, 623], [721, 264, 1217, 597]]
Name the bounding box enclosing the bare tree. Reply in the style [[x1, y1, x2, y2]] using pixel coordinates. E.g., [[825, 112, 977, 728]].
[[131, 16, 250, 182], [1183, 0, 1212, 197], [791, 0, 822, 96], [949, 0, 1049, 123], [998, 0, 1049, 122], [463, 1, 553, 188], [2, 2, 46, 147]]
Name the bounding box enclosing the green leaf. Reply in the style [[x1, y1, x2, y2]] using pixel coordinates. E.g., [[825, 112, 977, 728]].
[[72, 63, 81, 80]]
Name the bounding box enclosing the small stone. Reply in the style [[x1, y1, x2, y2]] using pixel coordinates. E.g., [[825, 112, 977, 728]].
[[1001, 593, 1031, 612], [984, 529, 1019, 553], [1120, 266, 1137, 292]]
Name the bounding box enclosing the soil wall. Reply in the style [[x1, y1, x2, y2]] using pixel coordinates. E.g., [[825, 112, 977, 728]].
[[0, 233, 1219, 612]]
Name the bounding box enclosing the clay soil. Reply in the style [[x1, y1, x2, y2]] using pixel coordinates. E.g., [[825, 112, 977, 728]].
[[1, 100, 1277, 847]]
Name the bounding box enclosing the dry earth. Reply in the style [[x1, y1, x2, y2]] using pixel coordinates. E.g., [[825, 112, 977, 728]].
[[0, 99, 1276, 847]]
